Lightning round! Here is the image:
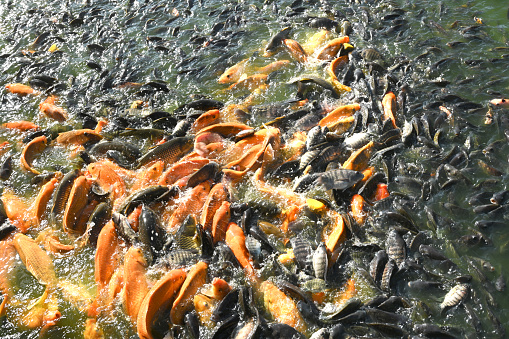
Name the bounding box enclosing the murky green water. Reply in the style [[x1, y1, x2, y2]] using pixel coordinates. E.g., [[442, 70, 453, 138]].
[[0, 0, 508, 338]]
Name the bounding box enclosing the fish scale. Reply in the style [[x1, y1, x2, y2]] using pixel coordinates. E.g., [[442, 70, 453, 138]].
[[175, 215, 200, 250], [13, 233, 56, 287], [290, 236, 313, 272], [1, 0, 507, 336], [369, 250, 388, 284], [386, 229, 406, 268], [312, 242, 328, 280], [381, 259, 396, 291], [440, 284, 469, 309], [136, 135, 194, 168], [50, 169, 81, 220]]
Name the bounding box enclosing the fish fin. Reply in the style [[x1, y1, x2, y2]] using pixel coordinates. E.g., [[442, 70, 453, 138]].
[[27, 287, 49, 310]]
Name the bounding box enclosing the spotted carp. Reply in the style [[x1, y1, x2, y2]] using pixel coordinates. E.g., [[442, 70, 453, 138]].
[[489, 98, 509, 107], [136, 136, 194, 168]]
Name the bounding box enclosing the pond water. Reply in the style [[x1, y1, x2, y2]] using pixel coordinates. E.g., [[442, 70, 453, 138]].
[[0, 0, 508, 338]]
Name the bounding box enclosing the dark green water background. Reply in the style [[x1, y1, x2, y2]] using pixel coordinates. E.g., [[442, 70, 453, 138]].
[[0, 0, 509, 337]]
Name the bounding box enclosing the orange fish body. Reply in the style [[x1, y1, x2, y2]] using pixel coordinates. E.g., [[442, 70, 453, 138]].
[[104, 265, 124, 310], [197, 122, 252, 138], [20, 135, 47, 174], [83, 318, 104, 339], [374, 183, 390, 201], [218, 58, 249, 84], [223, 128, 268, 164], [13, 233, 57, 287], [302, 29, 331, 55], [2, 189, 34, 233], [158, 158, 210, 186], [351, 194, 366, 226], [42, 233, 74, 254], [123, 247, 149, 323], [382, 91, 397, 128], [39, 96, 68, 122], [131, 160, 165, 192], [212, 201, 231, 244], [490, 98, 509, 107], [282, 39, 308, 63], [32, 177, 59, 225], [137, 269, 187, 339], [55, 129, 102, 146], [5, 83, 37, 96], [360, 167, 374, 183], [0, 240, 17, 306], [342, 141, 374, 172], [62, 176, 92, 235], [200, 183, 228, 233], [2, 121, 39, 131], [86, 160, 128, 206], [324, 212, 346, 260], [94, 221, 121, 292], [255, 60, 291, 75], [228, 74, 268, 92], [318, 103, 360, 128], [167, 181, 211, 232], [328, 55, 349, 81], [333, 278, 356, 307], [192, 109, 221, 133], [225, 222, 256, 281], [260, 280, 307, 334], [170, 261, 208, 325], [315, 36, 350, 60], [208, 278, 231, 300]]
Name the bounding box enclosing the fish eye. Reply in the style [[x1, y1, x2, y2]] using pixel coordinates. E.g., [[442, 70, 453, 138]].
[[502, 99, 506, 102]]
